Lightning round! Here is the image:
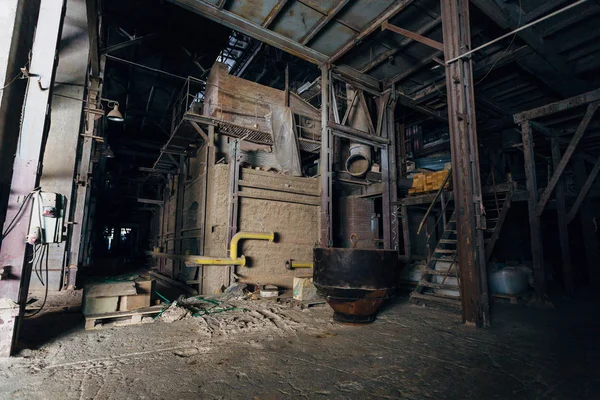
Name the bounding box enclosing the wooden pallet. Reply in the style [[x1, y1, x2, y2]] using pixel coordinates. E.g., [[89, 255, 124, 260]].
[[84, 305, 165, 330], [490, 291, 532, 305]]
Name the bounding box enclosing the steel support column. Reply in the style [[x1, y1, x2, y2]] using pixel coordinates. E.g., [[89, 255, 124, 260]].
[[379, 94, 398, 250], [173, 155, 186, 279], [521, 121, 547, 299], [441, 0, 489, 326], [320, 65, 333, 247], [227, 140, 241, 286], [67, 77, 101, 289], [0, 0, 66, 357]]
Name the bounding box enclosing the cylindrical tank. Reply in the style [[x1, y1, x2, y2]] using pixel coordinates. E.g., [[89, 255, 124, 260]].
[[346, 143, 372, 177], [313, 248, 402, 323]]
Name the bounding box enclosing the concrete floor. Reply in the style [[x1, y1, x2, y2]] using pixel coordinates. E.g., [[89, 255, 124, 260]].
[[0, 290, 598, 399]]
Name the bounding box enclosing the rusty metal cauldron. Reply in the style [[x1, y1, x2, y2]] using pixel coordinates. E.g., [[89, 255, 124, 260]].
[[313, 247, 402, 323]]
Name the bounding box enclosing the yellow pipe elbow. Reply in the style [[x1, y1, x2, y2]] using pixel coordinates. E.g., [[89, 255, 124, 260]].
[[230, 232, 275, 262]]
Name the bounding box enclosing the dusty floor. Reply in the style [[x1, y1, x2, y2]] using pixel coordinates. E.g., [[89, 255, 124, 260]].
[[0, 290, 598, 400]]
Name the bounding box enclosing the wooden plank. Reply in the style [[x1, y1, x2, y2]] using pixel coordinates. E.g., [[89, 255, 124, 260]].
[[382, 21, 444, 51], [551, 139, 573, 293], [536, 102, 599, 215], [521, 121, 546, 299], [85, 305, 164, 330], [85, 282, 137, 298], [567, 156, 600, 223]]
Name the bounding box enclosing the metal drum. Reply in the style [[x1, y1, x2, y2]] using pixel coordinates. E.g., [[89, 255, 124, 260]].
[[313, 248, 402, 323]]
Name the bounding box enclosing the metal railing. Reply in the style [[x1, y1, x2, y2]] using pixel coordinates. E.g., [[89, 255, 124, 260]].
[[413, 169, 453, 263]]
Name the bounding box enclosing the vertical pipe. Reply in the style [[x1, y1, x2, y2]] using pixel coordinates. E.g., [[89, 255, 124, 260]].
[[401, 205, 411, 262], [320, 65, 332, 247]]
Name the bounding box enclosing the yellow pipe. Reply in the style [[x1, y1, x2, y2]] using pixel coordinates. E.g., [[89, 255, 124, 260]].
[[285, 260, 314, 269], [230, 232, 275, 263], [146, 231, 275, 267]]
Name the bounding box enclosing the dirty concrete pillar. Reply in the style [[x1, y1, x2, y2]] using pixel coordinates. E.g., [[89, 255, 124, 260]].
[[0, 0, 66, 358], [35, 0, 90, 291], [0, 0, 41, 232]]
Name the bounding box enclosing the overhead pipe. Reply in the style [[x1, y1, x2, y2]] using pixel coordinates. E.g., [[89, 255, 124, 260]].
[[147, 231, 275, 266], [285, 260, 314, 269]]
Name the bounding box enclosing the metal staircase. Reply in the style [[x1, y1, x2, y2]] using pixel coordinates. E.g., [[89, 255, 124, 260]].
[[410, 184, 514, 309]]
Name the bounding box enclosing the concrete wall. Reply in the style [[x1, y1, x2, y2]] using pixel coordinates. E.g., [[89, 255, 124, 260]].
[[157, 151, 320, 293], [32, 0, 89, 290], [200, 164, 319, 292], [0, 0, 40, 231]]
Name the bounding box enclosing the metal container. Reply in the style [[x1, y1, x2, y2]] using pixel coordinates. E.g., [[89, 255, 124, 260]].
[[313, 248, 402, 323], [345, 143, 371, 177]]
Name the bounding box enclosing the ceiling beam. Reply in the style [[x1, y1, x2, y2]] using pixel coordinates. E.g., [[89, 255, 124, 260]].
[[410, 45, 533, 104], [100, 33, 158, 54], [470, 0, 588, 97], [381, 21, 443, 51], [514, 88, 600, 122], [300, 0, 350, 45], [168, 0, 327, 64], [262, 0, 288, 28], [85, 0, 100, 75], [328, 0, 416, 64], [384, 50, 443, 88], [360, 17, 441, 73]]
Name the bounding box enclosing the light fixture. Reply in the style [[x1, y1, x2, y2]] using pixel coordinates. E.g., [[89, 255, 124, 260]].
[[106, 101, 124, 122], [102, 144, 115, 158]]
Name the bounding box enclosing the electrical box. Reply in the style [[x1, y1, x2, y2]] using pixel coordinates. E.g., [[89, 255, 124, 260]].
[[28, 192, 67, 244]]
